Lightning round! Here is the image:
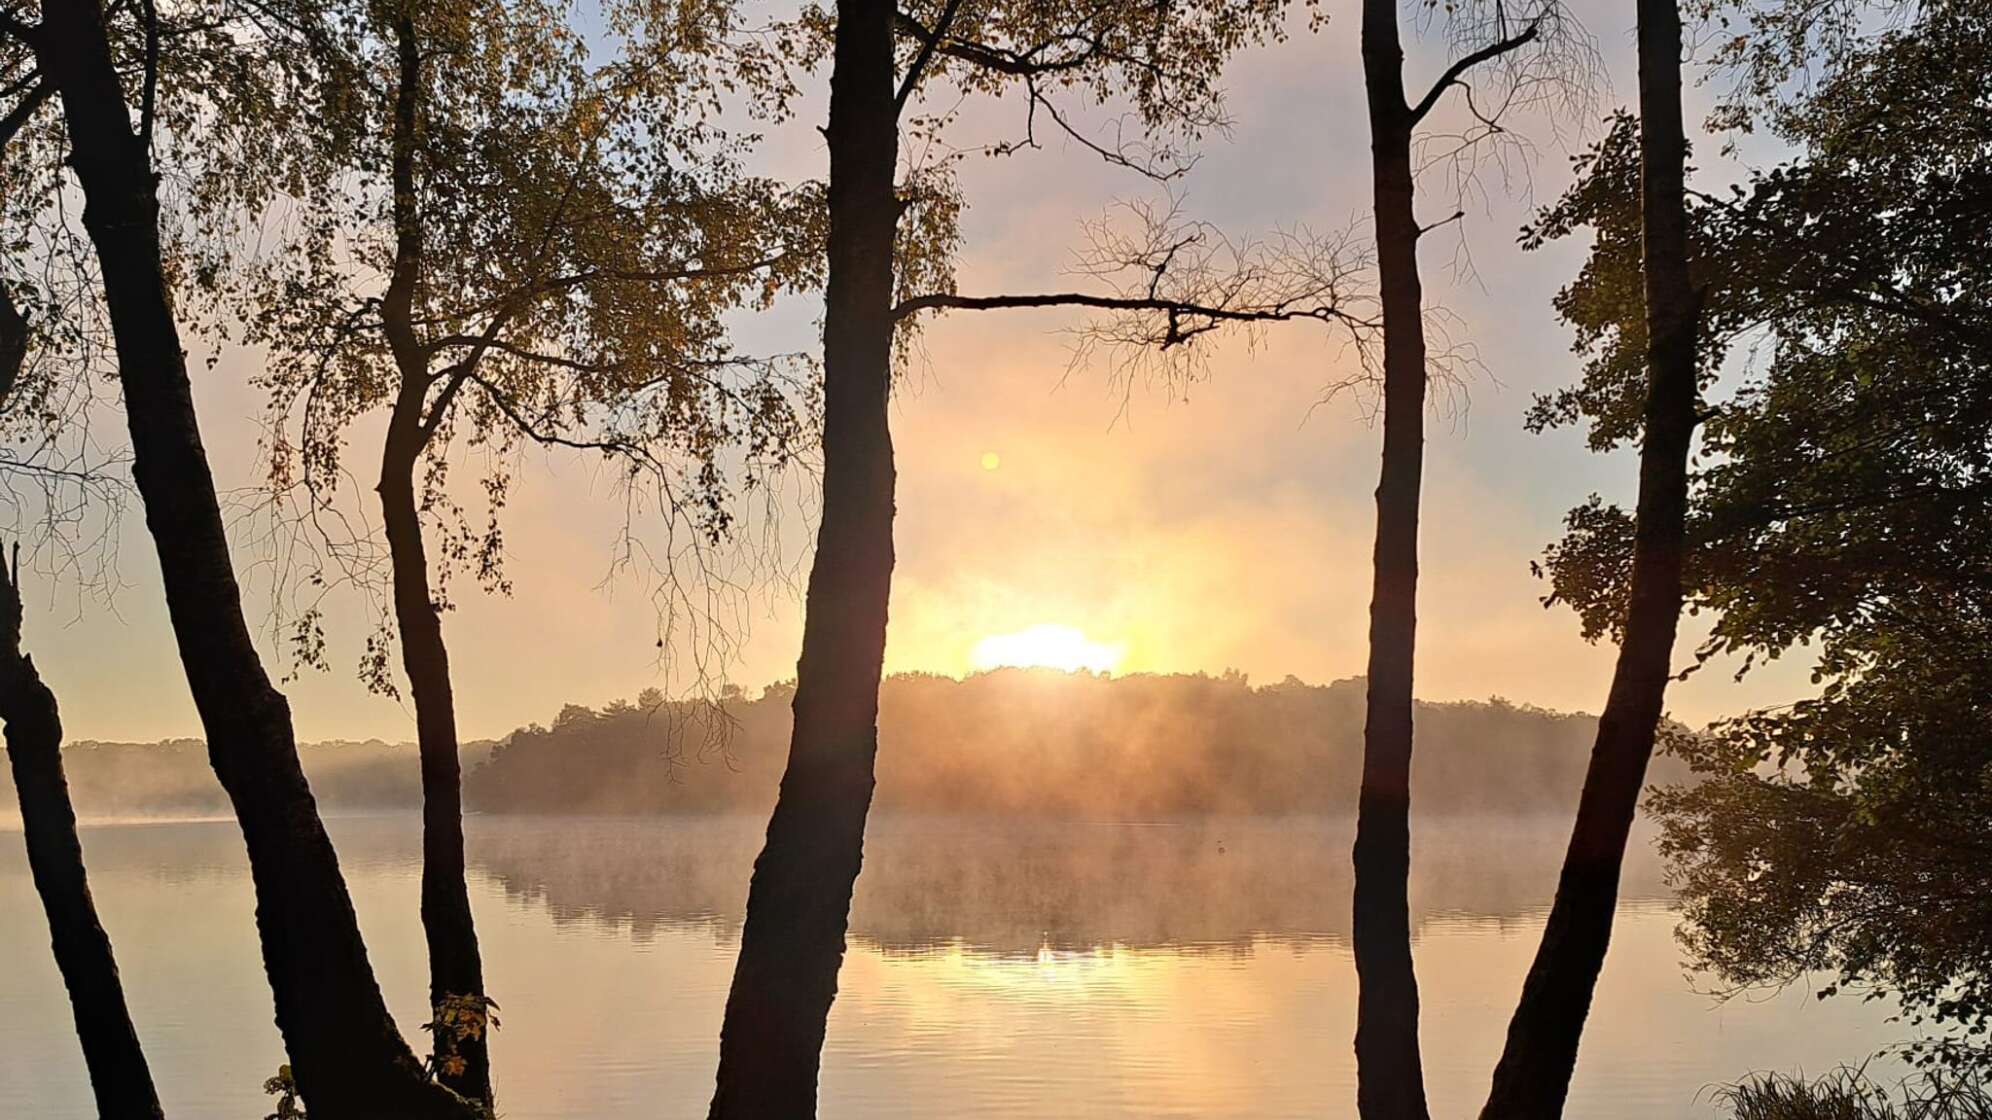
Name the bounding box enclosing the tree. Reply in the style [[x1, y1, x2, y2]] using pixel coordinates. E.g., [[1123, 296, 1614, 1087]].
[[0, 382, 161, 1119], [707, 2, 1372, 1114], [0, 1, 477, 1114], [1345, 0, 1588, 1111], [239, 0, 819, 1102], [1478, 0, 1703, 1108], [2, 79, 156, 1108], [1535, 0, 1992, 1072]]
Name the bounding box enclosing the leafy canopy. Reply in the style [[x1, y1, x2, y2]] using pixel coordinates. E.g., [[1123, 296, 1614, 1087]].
[[1525, 0, 1992, 1067]]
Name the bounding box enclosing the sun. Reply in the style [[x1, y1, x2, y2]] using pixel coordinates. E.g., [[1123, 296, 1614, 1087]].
[[970, 624, 1126, 674]]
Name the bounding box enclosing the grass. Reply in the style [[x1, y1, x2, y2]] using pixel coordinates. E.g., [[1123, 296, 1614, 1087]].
[[1718, 1069, 1992, 1120]]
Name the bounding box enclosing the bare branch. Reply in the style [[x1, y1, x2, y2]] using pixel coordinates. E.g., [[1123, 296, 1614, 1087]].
[[896, 290, 1361, 342], [1409, 21, 1541, 126]]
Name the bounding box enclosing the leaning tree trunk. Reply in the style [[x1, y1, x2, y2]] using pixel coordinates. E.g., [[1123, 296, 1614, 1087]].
[[1351, 2, 1433, 1117], [0, 296, 164, 1120], [708, 0, 899, 1115], [372, 12, 492, 1104], [1478, 0, 1698, 1113], [380, 387, 492, 1108], [30, 4, 474, 1116]]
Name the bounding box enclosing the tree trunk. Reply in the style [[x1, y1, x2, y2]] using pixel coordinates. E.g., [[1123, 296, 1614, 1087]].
[[1351, 2, 1432, 1117], [0, 283, 26, 405], [1478, 0, 1698, 1112], [707, 0, 898, 1115], [374, 10, 492, 1103], [0, 299, 164, 1120], [380, 389, 492, 1108], [30, 4, 473, 1116]]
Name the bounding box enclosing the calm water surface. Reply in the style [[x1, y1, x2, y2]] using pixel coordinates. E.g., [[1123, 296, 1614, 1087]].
[[0, 815, 1903, 1118]]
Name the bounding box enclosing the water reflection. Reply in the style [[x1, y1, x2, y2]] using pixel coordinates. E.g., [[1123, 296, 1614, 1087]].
[[466, 814, 1671, 954], [0, 814, 1896, 1120]]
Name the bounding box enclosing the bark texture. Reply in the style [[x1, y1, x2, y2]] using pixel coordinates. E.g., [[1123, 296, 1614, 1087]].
[[0, 302, 163, 1120], [1477, 0, 1699, 1111], [1352, 1, 1432, 1115], [708, 0, 899, 1114], [378, 11, 492, 1106], [28, 3, 473, 1115]]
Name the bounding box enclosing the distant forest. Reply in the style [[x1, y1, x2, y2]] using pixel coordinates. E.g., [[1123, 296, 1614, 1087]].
[[4, 671, 1690, 820]]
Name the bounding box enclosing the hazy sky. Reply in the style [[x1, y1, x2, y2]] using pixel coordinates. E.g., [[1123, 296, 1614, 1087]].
[[23, 1, 1816, 743]]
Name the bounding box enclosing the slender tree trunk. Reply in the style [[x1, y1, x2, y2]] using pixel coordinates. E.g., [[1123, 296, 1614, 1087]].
[[379, 391, 492, 1107], [374, 11, 492, 1105], [1351, 2, 1432, 1116], [1478, 0, 1698, 1112], [29, 4, 473, 1116], [0, 283, 26, 404], [708, 0, 898, 1114], [0, 299, 163, 1120]]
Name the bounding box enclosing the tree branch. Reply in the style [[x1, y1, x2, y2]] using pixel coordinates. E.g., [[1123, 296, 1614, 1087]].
[[894, 290, 1366, 347], [894, 0, 965, 111], [457, 369, 661, 468], [416, 367, 470, 446], [536, 253, 790, 294], [138, 0, 159, 151], [0, 9, 38, 45], [1408, 21, 1541, 127], [894, 11, 1106, 77], [0, 76, 50, 149]]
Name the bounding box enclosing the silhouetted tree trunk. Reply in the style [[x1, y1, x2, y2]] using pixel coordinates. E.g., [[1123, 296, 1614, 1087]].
[[379, 393, 490, 1107], [24, 3, 474, 1115], [1352, 3, 1432, 1116], [376, 11, 492, 1107], [0, 305, 163, 1120], [0, 284, 26, 405], [708, 0, 898, 1114], [1478, 0, 1698, 1112]]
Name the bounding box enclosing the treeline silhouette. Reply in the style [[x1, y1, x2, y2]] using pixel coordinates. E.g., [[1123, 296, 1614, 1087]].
[[7, 670, 1687, 820], [473, 671, 1692, 817]]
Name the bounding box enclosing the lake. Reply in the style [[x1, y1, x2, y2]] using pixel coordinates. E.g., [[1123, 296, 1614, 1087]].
[[0, 814, 1904, 1118]]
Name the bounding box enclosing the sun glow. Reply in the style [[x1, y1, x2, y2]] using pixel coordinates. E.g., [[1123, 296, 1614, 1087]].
[[969, 624, 1126, 674]]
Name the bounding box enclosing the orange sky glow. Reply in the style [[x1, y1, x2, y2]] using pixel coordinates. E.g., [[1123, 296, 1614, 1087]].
[[16, 2, 1817, 744]]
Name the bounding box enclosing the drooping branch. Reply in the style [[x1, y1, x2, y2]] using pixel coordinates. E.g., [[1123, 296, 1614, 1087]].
[[457, 368, 661, 465], [1022, 75, 1192, 181]]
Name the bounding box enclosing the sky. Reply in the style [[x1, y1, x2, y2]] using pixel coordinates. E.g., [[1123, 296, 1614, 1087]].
[[22, 1, 1818, 743]]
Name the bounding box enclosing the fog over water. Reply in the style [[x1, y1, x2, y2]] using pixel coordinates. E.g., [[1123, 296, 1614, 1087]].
[[0, 813, 1905, 1119]]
